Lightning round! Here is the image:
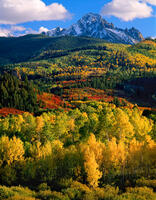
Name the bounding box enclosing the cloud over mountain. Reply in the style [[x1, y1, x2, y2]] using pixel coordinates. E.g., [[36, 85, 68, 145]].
[[39, 26, 49, 33], [0, 25, 26, 36], [0, 0, 71, 24], [101, 0, 154, 21]]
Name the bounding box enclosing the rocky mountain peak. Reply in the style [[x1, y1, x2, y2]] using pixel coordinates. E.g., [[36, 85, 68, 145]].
[[78, 13, 114, 29], [79, 13, 103, 24], [125, 27, 144, 41], [45, 13, 144, 44]]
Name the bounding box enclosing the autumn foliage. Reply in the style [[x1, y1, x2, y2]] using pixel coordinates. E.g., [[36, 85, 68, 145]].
[[0, 39, 155, 199]]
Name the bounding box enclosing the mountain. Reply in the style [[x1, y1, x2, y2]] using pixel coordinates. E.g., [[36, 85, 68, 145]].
[[0, 34, 106, 65], [45, 13, 144, 44]]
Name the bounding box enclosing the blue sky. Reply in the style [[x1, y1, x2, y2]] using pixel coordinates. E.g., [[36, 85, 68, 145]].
[[0, 0, 155, 38]]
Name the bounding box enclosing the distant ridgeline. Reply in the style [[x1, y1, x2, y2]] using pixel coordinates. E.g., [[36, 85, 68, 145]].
[[44, 13, 144, 44], [0, 13, 146, 66], [0, 35, 106, 65]]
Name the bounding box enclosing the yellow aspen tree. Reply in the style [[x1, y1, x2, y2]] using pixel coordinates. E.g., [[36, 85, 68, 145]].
[[102, 138, 126, 176], [29, 141, 42, 159], [117, 140, 127, 179], [142, 135, 156, 175], [86, 133, 104, 167], [0, 117, 9, 132], [114, 108, 134, 141], [98, 108, 116, 141], [107, 137, 119, 168], [29, 141, 52, 159], [79, 134, 103, 188], [51, 140, 64, 156], [41, 141, 52, 158], [36, 116, 44, 133], [0, 136, 24, 165], [21, 113, 34, 130], [127, 138, 144, 174], [10, 136, 25, 163], [9, 115, 24, 133], [129, 109, 153, 140], [83, 146, 102, 188], [149, 141, 156, 172], [36, 116, 44, 141]]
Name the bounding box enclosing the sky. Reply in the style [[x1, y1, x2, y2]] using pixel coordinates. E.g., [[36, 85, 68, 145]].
[[0, 0, 155, 38]]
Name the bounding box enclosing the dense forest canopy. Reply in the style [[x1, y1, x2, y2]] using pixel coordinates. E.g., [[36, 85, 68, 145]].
[[0, 73, 39, 112], [0, 102, 156, 199], [0, 35, 106, 65], [0, 38, 155, 200]]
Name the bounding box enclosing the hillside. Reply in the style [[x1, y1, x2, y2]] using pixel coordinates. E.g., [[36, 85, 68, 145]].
[[1, 39, 155, 108], [0, 35, 156, 200], [128, 39, 156, 59], [0, 35, 106, 65]]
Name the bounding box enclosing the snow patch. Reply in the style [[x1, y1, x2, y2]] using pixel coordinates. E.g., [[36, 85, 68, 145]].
[[73, 24, 82, 35]]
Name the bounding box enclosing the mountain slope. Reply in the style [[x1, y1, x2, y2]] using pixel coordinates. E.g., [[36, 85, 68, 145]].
[[0, 35, 106, 65], [45, 13, 144, 44]]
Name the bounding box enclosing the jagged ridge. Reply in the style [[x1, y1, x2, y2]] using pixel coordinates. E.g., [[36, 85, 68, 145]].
[[45, 13, 144, 44]]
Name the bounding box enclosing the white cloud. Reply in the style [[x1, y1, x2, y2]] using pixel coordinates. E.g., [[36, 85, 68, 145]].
[[11, 26, 26, 32], [39, 26, 49, 33], [101, 0, 153, 21], [0, 0, 71, 24], [143, 0, 156, 6], [0, 28, 11, 36], [23, 28, 38, 35], [24, 27, 49, 35], [0, 25, 51, 37], [0, 25, 26, 37]]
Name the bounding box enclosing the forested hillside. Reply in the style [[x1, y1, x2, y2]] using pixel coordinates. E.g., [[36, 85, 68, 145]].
[[0, 73, 39, 112], [0, 35, 106, 65], [0, 37, 155, 200]]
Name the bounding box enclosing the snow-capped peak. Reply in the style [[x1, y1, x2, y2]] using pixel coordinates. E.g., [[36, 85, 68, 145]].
[[45, 13, 143, 44]]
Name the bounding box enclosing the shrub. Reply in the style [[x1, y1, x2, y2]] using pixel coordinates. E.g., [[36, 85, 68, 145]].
[[63, 181, 91, 200], [37, 190, 69, 200], [63, 187, 83, 200], [82, 192, 98, 200], [136, 178, 156, 189], [6, 196, 37, 200], [119, 187, 156, 200], [95, 185, 119, 200], [0, 186, 14, 200], [69, 181, 90, 193], [37, 190, 52, 200], [0, 185, 37, 200], [57, 178, 73, 189], [10, 186, 36, 198], [37, 183, 50, 191], [0, 166, 17, 186], [49, 191, 69, 200]]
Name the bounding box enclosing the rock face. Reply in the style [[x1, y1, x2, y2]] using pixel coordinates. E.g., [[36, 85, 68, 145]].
[[45, 13, 144, 44]]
